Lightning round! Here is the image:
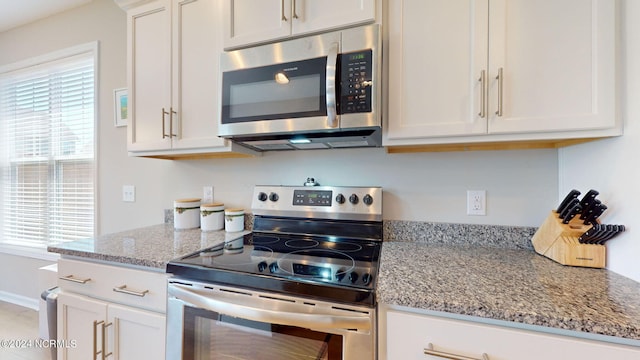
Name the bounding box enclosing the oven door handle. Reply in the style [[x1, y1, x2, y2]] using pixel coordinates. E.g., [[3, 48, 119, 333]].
[[326, 42, 339, 129], [169, 284, 371, 331]]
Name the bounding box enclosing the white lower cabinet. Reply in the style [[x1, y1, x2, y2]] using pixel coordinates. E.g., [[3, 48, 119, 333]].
[[56, 259, 167, 360], [382, 309, 640, 360]]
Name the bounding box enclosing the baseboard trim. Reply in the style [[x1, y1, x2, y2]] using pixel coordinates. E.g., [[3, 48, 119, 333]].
[[0, 290, 39, 310]]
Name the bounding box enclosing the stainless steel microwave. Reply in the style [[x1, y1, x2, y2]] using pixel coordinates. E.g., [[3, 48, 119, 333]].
[[218, 25, 381, 151]]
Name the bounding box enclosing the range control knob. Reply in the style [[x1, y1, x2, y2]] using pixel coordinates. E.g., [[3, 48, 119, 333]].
[[362, 273, 372, 285], [257, 261, 268, 272], [269, 192, 279, 202], [268, 262, 278, 273], [335, 194, 346, 204], [257, 192, 268, 202], [349, 194, 359, 205], [363, 194, 373, 206], [336, 268, 347, 282], [348, 271, 359, 284]]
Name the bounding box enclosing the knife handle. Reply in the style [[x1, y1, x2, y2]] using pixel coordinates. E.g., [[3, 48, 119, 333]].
[[578, 189, 599, 209], [583, 204, 607, 225], [580, 199, 600, 220], [578, 225, 597, 244], [559, 198, 579, 219], [596, 225, 626, 245], [556, 189, 581, 214], [562, 203, 582, 224]]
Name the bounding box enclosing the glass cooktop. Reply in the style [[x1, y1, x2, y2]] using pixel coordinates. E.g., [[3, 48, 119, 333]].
[[167, 232, 381, 306]]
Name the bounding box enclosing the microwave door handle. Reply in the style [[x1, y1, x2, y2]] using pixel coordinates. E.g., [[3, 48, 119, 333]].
[[326, 42, 339, 128], [169, 284, 370, 331]]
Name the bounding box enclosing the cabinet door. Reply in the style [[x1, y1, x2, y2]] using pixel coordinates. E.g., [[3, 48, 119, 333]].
[[57, 293, 108, 360], [128, 0, 172, 151], [108, 303, 166, 360], [291, 0, 375, 36], [385, 310, 640, 360], [487, 0, 616, 134], [172, 0, 228, 150], [223, 0, 291, 49], [385, 0, 489, 141]]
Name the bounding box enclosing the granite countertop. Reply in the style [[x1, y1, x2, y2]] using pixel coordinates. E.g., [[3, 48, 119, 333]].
[[47, 223, 249, 269], [378, 242, 640, 344], [47, 220, 640, 345]]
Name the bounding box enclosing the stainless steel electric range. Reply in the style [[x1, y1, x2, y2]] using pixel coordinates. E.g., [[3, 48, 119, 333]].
[[166, 183, 382, 360]]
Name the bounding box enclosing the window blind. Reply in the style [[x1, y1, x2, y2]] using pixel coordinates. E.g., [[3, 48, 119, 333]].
[[0, 45, 96, 249]]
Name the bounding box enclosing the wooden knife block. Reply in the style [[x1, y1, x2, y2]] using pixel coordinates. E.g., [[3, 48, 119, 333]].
[[531, 211, 605, 268]]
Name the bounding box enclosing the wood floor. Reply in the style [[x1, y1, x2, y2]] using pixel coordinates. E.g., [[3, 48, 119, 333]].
[[0, 301, 52, 360]]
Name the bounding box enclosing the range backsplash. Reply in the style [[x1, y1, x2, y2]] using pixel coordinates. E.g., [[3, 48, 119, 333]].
[[164, 209, 536, 250]]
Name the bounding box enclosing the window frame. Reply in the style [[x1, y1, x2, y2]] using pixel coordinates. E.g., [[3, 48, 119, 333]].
[[0, 41, 99, 260]]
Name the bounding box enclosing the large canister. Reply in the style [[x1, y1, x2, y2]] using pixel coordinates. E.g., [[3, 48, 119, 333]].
[[174, 198, 201, 229]]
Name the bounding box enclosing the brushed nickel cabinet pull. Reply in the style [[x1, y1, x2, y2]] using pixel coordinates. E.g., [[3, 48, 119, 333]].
[[170, 107, 177, 137], [424, 343, 490, 360], [495, 67, 503, 116], [101, 321, 113, 359], [293, 0, 299, 19], [162, 107, 170, 138], [281, 0, 288, 21], [59, 275, 91, 284], [478, 70, 486, 118], [113, 284, 149, 297], [93, 320, 103, 359]]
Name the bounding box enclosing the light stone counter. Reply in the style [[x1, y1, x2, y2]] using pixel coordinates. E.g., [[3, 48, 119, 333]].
[[378, 241, 640, 344], [47, 223, 249, 269], [47, 219, 640, 345]]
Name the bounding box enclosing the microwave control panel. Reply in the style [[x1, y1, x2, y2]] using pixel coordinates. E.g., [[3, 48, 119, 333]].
[[339, 50, 372, 114]]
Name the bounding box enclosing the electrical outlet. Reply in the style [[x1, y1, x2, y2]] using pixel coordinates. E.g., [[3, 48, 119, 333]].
[[122, 185, 135, 202], [467, 190, 486, 216], [203, 186, 214, 203]]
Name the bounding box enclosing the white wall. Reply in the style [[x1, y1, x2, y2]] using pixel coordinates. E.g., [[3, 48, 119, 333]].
[[0, 0, 127, 301], [119, 147, 557, 229], [0, 0, 562, 301], [559, 0, 640, 282]]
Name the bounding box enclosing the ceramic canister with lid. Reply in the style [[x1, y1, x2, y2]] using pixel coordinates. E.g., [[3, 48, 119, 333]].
[[200, 203, 225, 231], [174, 198, 201, 229], [224, 208, 245, 232]]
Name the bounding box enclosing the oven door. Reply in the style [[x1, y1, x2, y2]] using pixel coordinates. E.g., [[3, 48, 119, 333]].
[[167, 280, 375, 360]]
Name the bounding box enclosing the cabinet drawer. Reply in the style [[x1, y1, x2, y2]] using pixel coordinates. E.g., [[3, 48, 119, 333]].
[[58, 258, 168, 313], [385, 310, 640, 360]]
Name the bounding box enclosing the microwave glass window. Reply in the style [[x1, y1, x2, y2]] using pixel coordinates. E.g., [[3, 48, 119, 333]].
[[229, 74, 321, 119], [221, 57, 327, 124]]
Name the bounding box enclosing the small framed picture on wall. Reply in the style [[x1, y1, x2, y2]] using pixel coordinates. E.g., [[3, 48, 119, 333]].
[[114, 88, 128, 127]]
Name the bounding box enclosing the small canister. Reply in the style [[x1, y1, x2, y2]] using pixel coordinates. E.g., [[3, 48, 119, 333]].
[[174, 198, 201, 230], [224, 208, 245, 232], [200, 203, 225, 232]]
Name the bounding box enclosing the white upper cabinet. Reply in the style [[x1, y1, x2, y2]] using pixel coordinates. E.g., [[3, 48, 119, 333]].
[[128, 0, 172, 152], [386, 0, 489, 139], [223, 0, 290, 49], [223, 0, 376, 49], [291, 0, 375, 35], [127, 0, 252, 157], [384, 0, 619, 149], [171, 0, 226, 150], [487, 0, 616, 134]]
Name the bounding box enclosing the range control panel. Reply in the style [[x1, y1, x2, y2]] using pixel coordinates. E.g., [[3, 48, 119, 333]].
[[252, 185, 382, 221]]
